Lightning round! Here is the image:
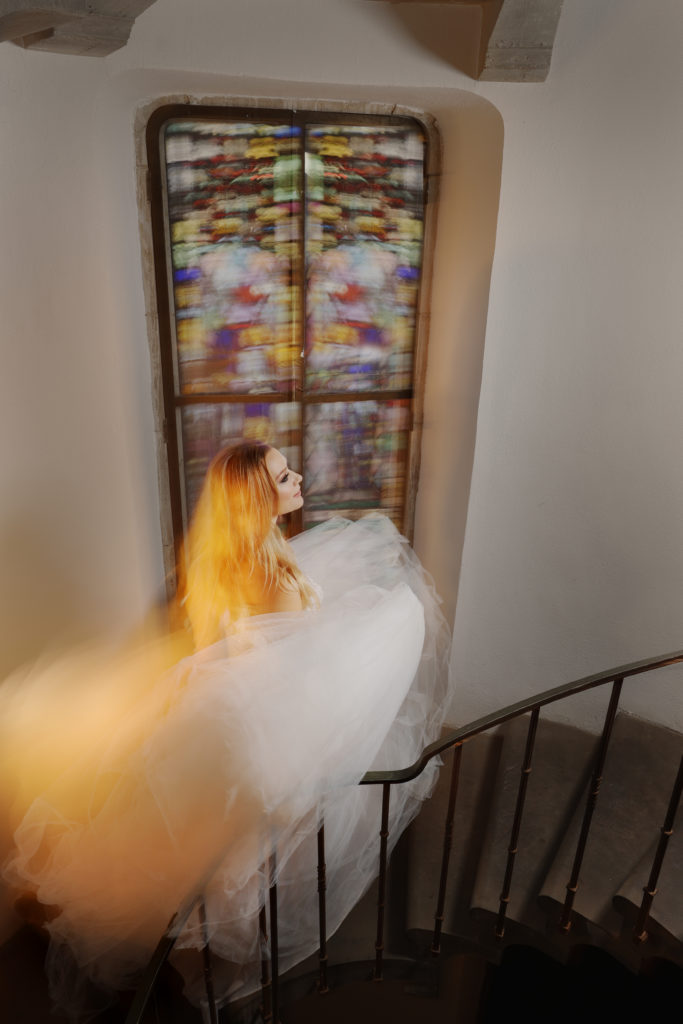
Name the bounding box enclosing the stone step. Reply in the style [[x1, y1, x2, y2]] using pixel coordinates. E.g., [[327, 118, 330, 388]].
[[468, 716, 598, 943], [612, 771, 683, 964], [402, 730, 504, 946], [538, 711, 683, 965], [278, 953, 489, 1024]]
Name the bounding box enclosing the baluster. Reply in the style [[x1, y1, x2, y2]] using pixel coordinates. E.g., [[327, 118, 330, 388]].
[[259, 904, 272, 1023], [373, 783, 391, 981], [559, 676, 623, 931], [634, 753, 683, 943], [123, 923, 182, 1024], [198, 899, 219, 1024], [496, 709, 540, 939], [431, 742, 463, 955], [269, 850, 279, 1024], [317, 821, 329, 993]]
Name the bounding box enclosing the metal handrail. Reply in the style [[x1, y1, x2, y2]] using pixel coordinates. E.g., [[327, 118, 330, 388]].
[[124, 648, 683, 1022], [360, 648, 683, 785]]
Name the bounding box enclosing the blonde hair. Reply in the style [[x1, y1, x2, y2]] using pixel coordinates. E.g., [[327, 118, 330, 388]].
[[179, 442, 316, 647]]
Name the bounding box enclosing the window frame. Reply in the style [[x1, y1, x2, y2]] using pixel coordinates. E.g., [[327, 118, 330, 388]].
[[143, 101, 440, 580]]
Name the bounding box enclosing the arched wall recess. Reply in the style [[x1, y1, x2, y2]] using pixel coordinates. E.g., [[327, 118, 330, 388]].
[[133, 86, 503, 624], [139, 97, 441, 581]]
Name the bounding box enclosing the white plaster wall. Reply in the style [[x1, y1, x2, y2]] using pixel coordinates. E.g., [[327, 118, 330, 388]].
[[454, 0, 683, 730], [1, 0, 683, 738], [0, 50, 160, 676]]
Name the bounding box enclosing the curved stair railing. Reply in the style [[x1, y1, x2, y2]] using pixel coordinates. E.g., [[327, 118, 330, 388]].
[[124, 649, 683, 1023]]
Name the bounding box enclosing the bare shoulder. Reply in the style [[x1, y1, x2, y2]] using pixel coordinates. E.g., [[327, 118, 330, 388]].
[[262, 577, 303, 614]]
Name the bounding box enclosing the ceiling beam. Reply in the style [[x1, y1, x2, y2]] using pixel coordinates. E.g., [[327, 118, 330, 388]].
[[479, 0, 564, 81], [0, 0, 564, 78], [377, 0, 564, 82]]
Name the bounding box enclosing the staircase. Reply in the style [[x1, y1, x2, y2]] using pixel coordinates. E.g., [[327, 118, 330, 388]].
[[272, 708, 683, 1024], [405, 711, 683, 970], [2, 653, 682, 1022]]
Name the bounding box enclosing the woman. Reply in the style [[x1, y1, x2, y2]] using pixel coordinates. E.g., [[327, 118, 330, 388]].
[[179, 443, 312, 645], [2, 442, 451, 1017]]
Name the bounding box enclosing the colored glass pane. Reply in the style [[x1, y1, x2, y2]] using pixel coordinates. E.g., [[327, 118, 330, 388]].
[[303, 400, 411, 529], [179, 402, 300, 527], [165, 122, 302, 397], [304, 124, 424, 394]]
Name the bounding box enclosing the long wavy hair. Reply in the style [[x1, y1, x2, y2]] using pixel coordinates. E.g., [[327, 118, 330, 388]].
[[178, 442, 316, 647]]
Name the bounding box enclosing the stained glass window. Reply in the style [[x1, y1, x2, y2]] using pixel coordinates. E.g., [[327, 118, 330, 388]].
[[148, 107, 428, 547]]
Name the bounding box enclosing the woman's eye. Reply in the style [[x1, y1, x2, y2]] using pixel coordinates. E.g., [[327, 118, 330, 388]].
[[281, 473, 289, 483]]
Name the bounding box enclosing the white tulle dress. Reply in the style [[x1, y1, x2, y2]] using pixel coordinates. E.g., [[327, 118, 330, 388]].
[[1, 514, 451, 1019]]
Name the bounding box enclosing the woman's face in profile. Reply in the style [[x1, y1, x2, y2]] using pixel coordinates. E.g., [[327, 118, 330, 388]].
[[266, 447, 304, 516]]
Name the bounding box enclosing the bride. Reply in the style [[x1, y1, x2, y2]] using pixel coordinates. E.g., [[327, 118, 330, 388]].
[[1, 442, 451, 1017]]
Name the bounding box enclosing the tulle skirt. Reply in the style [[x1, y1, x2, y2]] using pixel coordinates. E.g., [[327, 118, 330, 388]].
[[0, 514, 451, 1018]]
